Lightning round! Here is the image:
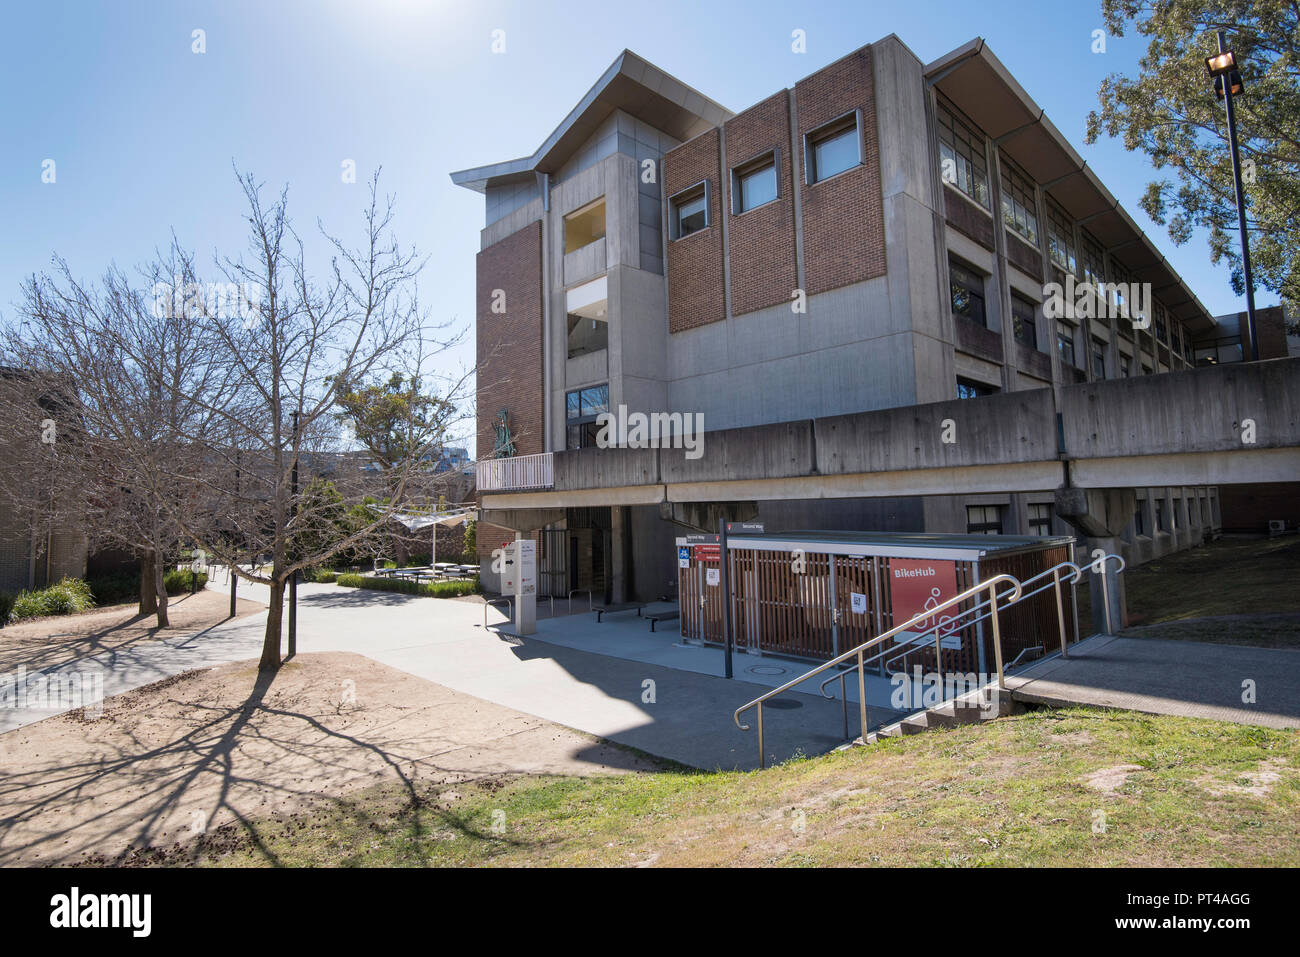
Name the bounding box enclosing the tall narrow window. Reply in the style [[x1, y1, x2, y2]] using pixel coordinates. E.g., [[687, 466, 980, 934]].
[[950, 258, 987, 328], [1046, 200, 1077, 275], [936, 104, 990, 209], [1028, 503, 1053, 536], [1057, 322, 1077, 368], [1011, 293, 1039, 350], [1091, 337, 1107, 379], [999, 159, 1039, 245]]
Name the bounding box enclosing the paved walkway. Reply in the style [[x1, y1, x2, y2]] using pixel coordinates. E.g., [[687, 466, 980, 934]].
[[1007, 633, 1300, 729], [3, 582, 878, 770]]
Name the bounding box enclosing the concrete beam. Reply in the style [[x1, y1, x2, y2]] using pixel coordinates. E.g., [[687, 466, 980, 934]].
[[1068, 447, 1300, 488]]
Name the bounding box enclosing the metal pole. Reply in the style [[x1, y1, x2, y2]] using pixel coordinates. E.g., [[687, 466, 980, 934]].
[[990, 590, 1006, 691], [857, 648, 868, 741], [1052, 568, 1068, 659], [719, 519, 733, 679], [288, 410, 299, 658], [756, 703, 764, 769], [1218, 30, 1259, 361]]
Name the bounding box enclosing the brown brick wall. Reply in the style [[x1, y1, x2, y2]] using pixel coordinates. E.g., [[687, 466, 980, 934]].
[[724, 92, 798, 316], [795, 47, 887, 295], [664, 128, 725, 333], [475, 221, 543, 462], [1005, 231, 1043, 279]]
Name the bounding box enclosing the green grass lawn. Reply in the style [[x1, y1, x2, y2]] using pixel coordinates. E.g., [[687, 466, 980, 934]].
[[1098, 536, 1300, 648], [114, 708, 1299, 868]]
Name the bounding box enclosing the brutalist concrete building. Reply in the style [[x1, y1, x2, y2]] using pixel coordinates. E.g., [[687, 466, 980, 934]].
[[452, 35, 1277, 603]]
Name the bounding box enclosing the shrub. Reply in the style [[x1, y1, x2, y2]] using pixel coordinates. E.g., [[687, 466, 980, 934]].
[[335, 573, 479, 599], [163, 569, 208, 594], [9, 577, 96, 622], [0, 592, 14, 627], [312, 569, 338, 584]]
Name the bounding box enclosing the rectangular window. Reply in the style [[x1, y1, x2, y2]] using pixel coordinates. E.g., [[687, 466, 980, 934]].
[[966, 504, 1004, 535], [956, 377, 997, 400], [1155, 310, 1168, 344], [999, 158, 1039, 246], [1028, 503, 1053, 536], [1134, 505, 1146, 537], [1142, 362, 1152, 376], [1080, 229, 1106, 290], [1046, 200, 1077, 275], [936, 104, 990, 209], [1057, 322, 1077, 368], [669, 183, 709, 239], [806, 115, 859, 183], [950, 258, 987, 328], [563, 198, 606, 255], [1011, 293, 1039, 350], [733, 152, 778, 214], [564, 384, 609, 450], [1120, 354, 1131, 377], [1155, 498, 1166, 533], [1092, 337, 1106, 379]]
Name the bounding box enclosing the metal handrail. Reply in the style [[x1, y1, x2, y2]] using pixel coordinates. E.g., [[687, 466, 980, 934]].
[[1084, 552, 1127, 634], [568, 588, 592, 613], [733, 574, 1021, 767], [874, 559, 1085, 677]]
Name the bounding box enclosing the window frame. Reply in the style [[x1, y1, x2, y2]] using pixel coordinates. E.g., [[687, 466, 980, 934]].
[[949, 257, 988, 329], [564, 383, 610, 450], [966, 504, 1004, 535], [1057, 321, 1078, 369], [668, 181, 711, 240], [935, 102, 991, 210], [1028, 503, 1053, 536], [1045, 200, 1077, 275], [998, 156, 1039, 246], [730, 150, 780, 216], [1011, 292, 1040, 350], [804, 111, 862, 185]]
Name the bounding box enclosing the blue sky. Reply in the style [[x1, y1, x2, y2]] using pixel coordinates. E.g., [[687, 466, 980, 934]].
[[0, 0, 1264, 432]]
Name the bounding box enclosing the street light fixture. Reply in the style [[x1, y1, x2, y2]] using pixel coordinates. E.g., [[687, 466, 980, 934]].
[[1206, 30, 1259, 360]]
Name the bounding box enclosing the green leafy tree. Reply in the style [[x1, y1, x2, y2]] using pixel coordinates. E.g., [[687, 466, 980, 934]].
[[1086, 1, 1299, 318]]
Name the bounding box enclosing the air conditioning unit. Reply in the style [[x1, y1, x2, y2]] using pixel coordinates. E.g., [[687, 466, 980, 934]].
[[1268, 519, 1286, 537]]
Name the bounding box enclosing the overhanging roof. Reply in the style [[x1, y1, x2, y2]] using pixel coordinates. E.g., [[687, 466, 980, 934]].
[[925, 39, 1217, 335], [450, 50, 733, 194]]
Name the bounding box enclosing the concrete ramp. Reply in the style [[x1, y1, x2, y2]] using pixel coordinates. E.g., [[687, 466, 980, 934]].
[[1006, 634, 1300, 729]]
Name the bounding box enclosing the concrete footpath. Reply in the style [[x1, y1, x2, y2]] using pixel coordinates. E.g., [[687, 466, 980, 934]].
[[3, 582, 867, 770], [1007, 633, 1300, 729]]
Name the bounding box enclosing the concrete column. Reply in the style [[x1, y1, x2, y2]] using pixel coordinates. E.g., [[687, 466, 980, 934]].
[[1055, 486, 1134, 635], [611, 505, 628, 603]]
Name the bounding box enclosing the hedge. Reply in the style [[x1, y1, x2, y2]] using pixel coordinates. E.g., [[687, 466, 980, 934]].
[[7, 577, 96, 623], [335, 573, 479, 599]]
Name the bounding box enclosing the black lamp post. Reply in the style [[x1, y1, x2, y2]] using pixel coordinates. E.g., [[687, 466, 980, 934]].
[[1206, 30, 1260, 361], [288, 409, 299, 657]]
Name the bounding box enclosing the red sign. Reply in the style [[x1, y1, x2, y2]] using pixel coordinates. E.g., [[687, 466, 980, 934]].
[[888, 558, 960, 639], [693, 544, 721, 562]]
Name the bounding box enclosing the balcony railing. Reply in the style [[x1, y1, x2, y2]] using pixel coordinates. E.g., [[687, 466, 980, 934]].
[[477, 451, 554, 492]]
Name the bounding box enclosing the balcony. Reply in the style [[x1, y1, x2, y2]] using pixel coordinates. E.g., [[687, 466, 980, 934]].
[[477, 451, 554, 492]]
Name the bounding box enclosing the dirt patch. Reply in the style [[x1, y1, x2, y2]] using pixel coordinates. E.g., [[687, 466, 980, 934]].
[[1199, 757, 1290, 798], [1081, 764, 1144, 796], [0, 651, 657, 865], [0, 590, 264, 674]]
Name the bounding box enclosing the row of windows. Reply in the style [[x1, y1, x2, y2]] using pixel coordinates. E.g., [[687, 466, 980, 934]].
[[668, 112, 862, 240], [937, 100, 1195, 358], [950, 255, 1184, 378], [1132, 494, 1212, 538], [965, 503, 1053, 536]]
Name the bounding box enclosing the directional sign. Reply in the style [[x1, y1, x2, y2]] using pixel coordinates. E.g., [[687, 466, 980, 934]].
[[727, 522, 765, 534], [677, 546, 691, 569], [694, 544, 721, 562]]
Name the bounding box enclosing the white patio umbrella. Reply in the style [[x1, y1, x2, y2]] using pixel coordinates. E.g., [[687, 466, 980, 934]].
[[370, 504, 477, 564]]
